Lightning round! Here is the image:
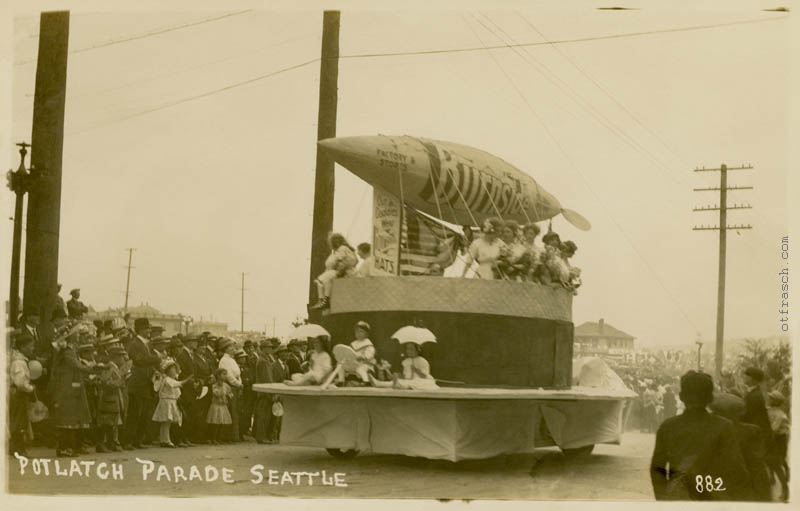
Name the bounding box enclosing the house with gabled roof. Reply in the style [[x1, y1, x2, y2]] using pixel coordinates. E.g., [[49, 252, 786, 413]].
[[574, 318, 635, 359]]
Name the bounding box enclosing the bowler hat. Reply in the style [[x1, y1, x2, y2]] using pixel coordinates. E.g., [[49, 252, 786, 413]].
[[234, 349, 247, 359], [152, 336, 170, 347], [184, 335, 199, 345], [107, 345, 127, 357], [244, 339, 255, 349], [259, 338, 274, 350], [169, 337, 184, 350], [77, 338, 96, 351], [134, 318, 151, 330], [70, 288, 80, 296]]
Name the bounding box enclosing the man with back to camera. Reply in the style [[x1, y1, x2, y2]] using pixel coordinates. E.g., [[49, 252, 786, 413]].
[[650, 370, 749, 501]]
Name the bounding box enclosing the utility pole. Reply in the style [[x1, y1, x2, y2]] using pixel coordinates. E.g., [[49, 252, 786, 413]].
[[22, 11, 70, 338], [240, 272, 247, 332], [123, 248, 135, 311], [272, 316, 276, 337], [693, 163, 753, 381], [308, 10, 340, 314], [6, 142, 33, 327]]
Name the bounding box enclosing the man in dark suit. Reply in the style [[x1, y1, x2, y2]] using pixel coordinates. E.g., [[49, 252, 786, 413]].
[[286, 340, 303, 377], [650, 371, 750, 501], [740, 367, 772, 440], [254, 339, 277, 444], [122, 318, 160, 449], [170, 337, 195, 447], [67, 289, 89, 320], [271, 344, 291, 443]]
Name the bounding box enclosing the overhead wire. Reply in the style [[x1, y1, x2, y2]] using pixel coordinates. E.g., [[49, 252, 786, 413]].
[[476, 13, 679, 184], [461, 14, 702, 333], [66, 58, 319, 137], [25, 14, 783, 139], [337, 15, 786, 60], [14, 9, 254, 66]]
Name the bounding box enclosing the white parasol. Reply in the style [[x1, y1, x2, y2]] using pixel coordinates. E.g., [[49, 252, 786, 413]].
[[287, 323, 330, 340], [391, 326, 437, 345]]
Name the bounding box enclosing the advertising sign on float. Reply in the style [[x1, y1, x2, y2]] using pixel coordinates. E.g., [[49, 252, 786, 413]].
[[372, 186, 402, 276]]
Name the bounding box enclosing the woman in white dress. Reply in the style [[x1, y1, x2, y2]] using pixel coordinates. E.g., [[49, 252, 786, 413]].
[[461, 217, 507, 280], [287, 337, 333, 385]]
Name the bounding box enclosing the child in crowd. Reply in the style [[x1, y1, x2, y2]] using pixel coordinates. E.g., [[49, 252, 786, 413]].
[[152, 358, 193, 448], [206, 368, 233, 445], [96, 345, 126, 452], [311, 232, 358, 310]]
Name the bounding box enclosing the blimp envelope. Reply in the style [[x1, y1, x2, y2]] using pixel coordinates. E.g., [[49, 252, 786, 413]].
[[318, 135, 590, 230]]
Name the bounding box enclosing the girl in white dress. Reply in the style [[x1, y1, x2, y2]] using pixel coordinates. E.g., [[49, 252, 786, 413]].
[[461, 217, 507, 280], [152, 359, 193, 448], [395, 342, 437, 390], [349, 321, 376, 384], [288, 337, 333, 385]]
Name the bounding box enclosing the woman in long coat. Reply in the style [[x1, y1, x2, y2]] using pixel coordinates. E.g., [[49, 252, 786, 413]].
[[48, 335, 96, 457]]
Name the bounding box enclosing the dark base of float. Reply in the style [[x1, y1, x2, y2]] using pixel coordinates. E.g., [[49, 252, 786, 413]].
[[314, 277, 575, 389]]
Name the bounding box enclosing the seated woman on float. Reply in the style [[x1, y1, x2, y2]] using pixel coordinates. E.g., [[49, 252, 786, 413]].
[[286, 336, 333, 386]]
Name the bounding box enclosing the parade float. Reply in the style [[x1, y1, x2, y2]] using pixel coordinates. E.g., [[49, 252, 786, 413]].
[[253, 135, 636, 462]]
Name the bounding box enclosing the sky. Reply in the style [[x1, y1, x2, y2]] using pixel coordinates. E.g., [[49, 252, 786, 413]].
[[2, 0, 795, 344]]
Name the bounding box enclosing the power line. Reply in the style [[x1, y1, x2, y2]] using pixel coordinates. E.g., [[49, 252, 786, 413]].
[[67, 58, 319, 137], [337, 15, 786, 60], [462, 14, 701, 334], [14, 9, 254, 66], [515, 13, 688, 172], [475, 13, 679, 183], [54, 14, 786, 140]]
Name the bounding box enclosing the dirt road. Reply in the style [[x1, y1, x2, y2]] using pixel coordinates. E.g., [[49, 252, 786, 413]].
[[7, 433, 655, 500]]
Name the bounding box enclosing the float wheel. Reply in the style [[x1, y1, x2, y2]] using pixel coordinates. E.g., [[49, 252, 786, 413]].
[[326, 448, 359, 459], [560, 444, 595, 458]]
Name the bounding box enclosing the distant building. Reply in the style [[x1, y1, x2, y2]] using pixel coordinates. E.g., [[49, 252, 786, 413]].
[[88, 302, 187, 336], [574, 318, 635, 359]]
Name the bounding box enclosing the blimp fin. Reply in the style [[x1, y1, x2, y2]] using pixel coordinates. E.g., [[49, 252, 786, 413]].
[[561, 208, 591, 231]]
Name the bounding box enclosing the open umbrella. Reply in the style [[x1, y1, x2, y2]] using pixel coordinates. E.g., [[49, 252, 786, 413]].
[[391, 326, 437, 345], [287, 323, 330, 340]]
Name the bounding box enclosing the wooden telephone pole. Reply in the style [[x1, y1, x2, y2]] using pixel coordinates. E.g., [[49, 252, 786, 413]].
[[22, 11, 70, 335], [308, 11, 340, 315], [692, 163, 753, 381]]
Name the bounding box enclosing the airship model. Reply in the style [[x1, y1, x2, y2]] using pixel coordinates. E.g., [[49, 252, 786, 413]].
[[318, 135, 591, 230]]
